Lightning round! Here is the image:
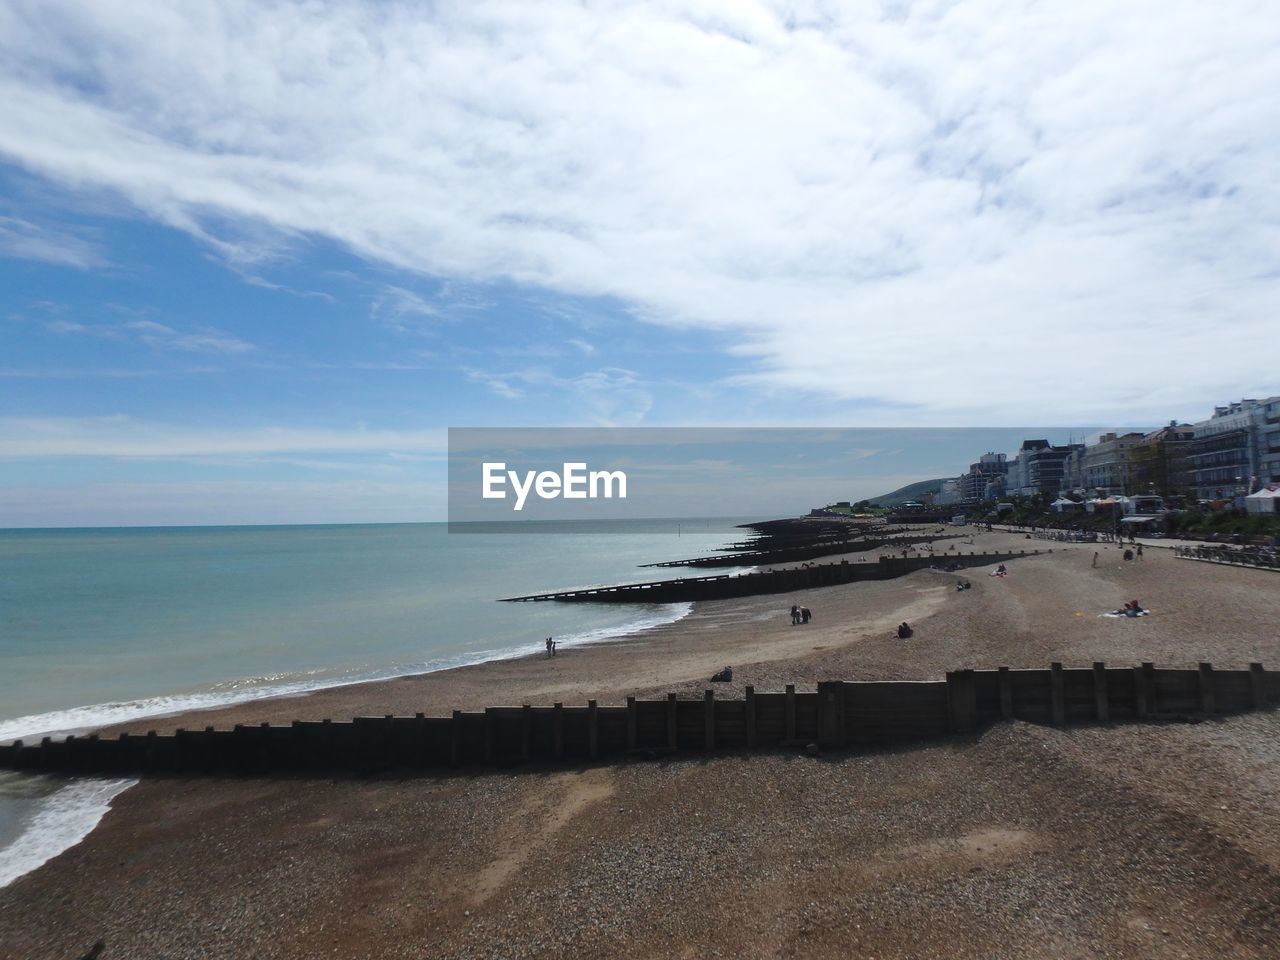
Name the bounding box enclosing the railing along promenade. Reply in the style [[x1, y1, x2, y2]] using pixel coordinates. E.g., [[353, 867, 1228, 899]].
[[1175, 544, 1280, 571], [2, 662, 1273, 778]]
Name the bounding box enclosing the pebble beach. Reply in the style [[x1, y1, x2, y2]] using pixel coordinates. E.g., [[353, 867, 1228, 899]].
[[3, 528, 1279, 959]]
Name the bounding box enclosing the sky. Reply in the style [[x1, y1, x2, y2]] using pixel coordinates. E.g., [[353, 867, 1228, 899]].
[[446, 427, 1109, 522], [1, 1, 1277, 526]]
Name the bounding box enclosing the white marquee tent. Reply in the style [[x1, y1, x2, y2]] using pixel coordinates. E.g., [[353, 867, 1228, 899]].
[[1244, 487, 1280, 514]]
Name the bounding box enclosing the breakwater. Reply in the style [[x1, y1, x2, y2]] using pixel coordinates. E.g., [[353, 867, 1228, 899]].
[[641, 533, 960, 569], [502, 549, 1042, 602], [2, 662, 1272, 777]]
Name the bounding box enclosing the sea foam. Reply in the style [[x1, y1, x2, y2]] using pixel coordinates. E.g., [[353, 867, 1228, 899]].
[[0, 602, 693, 743], [0, 776, 137, 888]]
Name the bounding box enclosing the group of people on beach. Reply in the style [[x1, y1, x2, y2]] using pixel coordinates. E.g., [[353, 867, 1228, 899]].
[[544, 636, 557, 658], [789, 605, 813, 625], [1110, 599, 1147, 618]]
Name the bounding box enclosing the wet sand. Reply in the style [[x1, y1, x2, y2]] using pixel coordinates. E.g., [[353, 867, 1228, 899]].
[[4, 529, 1280, 959]]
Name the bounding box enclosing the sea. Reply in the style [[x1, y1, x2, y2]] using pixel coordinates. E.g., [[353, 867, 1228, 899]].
[[0, 517, 757, 887]]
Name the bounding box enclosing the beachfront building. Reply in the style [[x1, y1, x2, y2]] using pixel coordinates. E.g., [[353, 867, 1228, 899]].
[[1072, 432, 1144, 497], [1129, 423, 1195, 499], [1188, 397, 1280, 501], [959, 452, 1008, 502], [1259, 399, 1280, 490], [933, 478, 964, 506], [1004, 454, 1026, 498], [1005, 440, 1084, 498]]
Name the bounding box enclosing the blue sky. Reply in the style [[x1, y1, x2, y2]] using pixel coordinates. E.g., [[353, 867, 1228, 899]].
[[2, 1, 1278, 525]]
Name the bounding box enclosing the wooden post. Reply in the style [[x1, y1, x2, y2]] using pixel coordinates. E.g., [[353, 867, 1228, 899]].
[[818, 681, 846, 748], [1092, 662, 1109, 722], [413, 713, 426, 769], [1050, 662, 1065, 725], [1134, 662, 1156, 718], [666, 693, 678, 751], [704, 690, 715, 751], [745, 686, 757, 749], [588, 700, 598, 760], [450, 710, 461, 766], [785, 684, 797, 742], [521, 704, 532, 761], [626, 697, 637, 752], [483, 708, 495, 763], [553, 702, 564, 759], [946, 670, 976, 733], [1198, 663, 1215, 714], [998, 666, 1013, 720], [1133, 666, 1148, 718], [1249, 663, 1267, 710]]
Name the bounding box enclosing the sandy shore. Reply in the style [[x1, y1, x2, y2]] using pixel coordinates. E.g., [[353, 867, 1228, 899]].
[[4, 528, 1280, 959]]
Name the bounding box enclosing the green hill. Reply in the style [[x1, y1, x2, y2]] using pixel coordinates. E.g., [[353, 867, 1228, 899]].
[[868, 477, 951, 508]]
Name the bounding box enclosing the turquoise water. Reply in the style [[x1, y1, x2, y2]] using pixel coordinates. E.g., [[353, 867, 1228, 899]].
[[0, 519, 755, 739], [0, 518, 757, 887]]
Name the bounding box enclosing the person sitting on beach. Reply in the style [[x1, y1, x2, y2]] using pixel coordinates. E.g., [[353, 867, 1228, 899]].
[[896, 621, 913, 639]]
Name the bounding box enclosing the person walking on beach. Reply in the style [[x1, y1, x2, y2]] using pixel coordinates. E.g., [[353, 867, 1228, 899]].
[[1136, 543, 1144, 561], [545, 636, 554, 658], [1092, 551, 1099, 568]]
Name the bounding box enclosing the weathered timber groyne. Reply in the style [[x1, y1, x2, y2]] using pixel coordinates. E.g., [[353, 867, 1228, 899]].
[[3, 662, 1273, 778], [502, 549, 1043, 603], [641, 533, 962, 569]]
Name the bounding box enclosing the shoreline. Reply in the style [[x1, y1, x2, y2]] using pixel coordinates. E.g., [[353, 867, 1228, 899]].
[[87, 527, 1243, 737], [1, 601, 703, 744], [7, 528, 1280, 958]]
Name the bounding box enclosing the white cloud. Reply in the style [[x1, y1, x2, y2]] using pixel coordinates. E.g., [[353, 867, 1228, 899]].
[[464, 365, 653, 423], [42, 313, 255, 354], [0, 215, 105, 267], [0, 416, 447, 458], [0, 1, 1277, 420], [123, 319, 253, 354], [0, 479, 448, 527]]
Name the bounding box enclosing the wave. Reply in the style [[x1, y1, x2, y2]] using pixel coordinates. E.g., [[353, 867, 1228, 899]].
[[0, 602, 693, 743], [0, 775, 137, 888]]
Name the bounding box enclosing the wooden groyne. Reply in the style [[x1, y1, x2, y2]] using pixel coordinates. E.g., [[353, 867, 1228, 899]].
[[502, 549, 1044, 603], [640, 533, 961, 569], [2, 662, 1273, 778]]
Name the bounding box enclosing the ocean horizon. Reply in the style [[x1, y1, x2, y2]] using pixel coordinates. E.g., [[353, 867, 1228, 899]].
[[0, 516, 759, 887]]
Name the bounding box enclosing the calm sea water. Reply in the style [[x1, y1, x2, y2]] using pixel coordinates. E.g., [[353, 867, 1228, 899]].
[[0, 518, 757, 737], [0, 518, 755, 885]]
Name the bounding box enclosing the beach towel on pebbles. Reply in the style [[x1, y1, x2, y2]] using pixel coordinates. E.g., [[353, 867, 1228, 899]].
[[1100, 609, 1151, 618]]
